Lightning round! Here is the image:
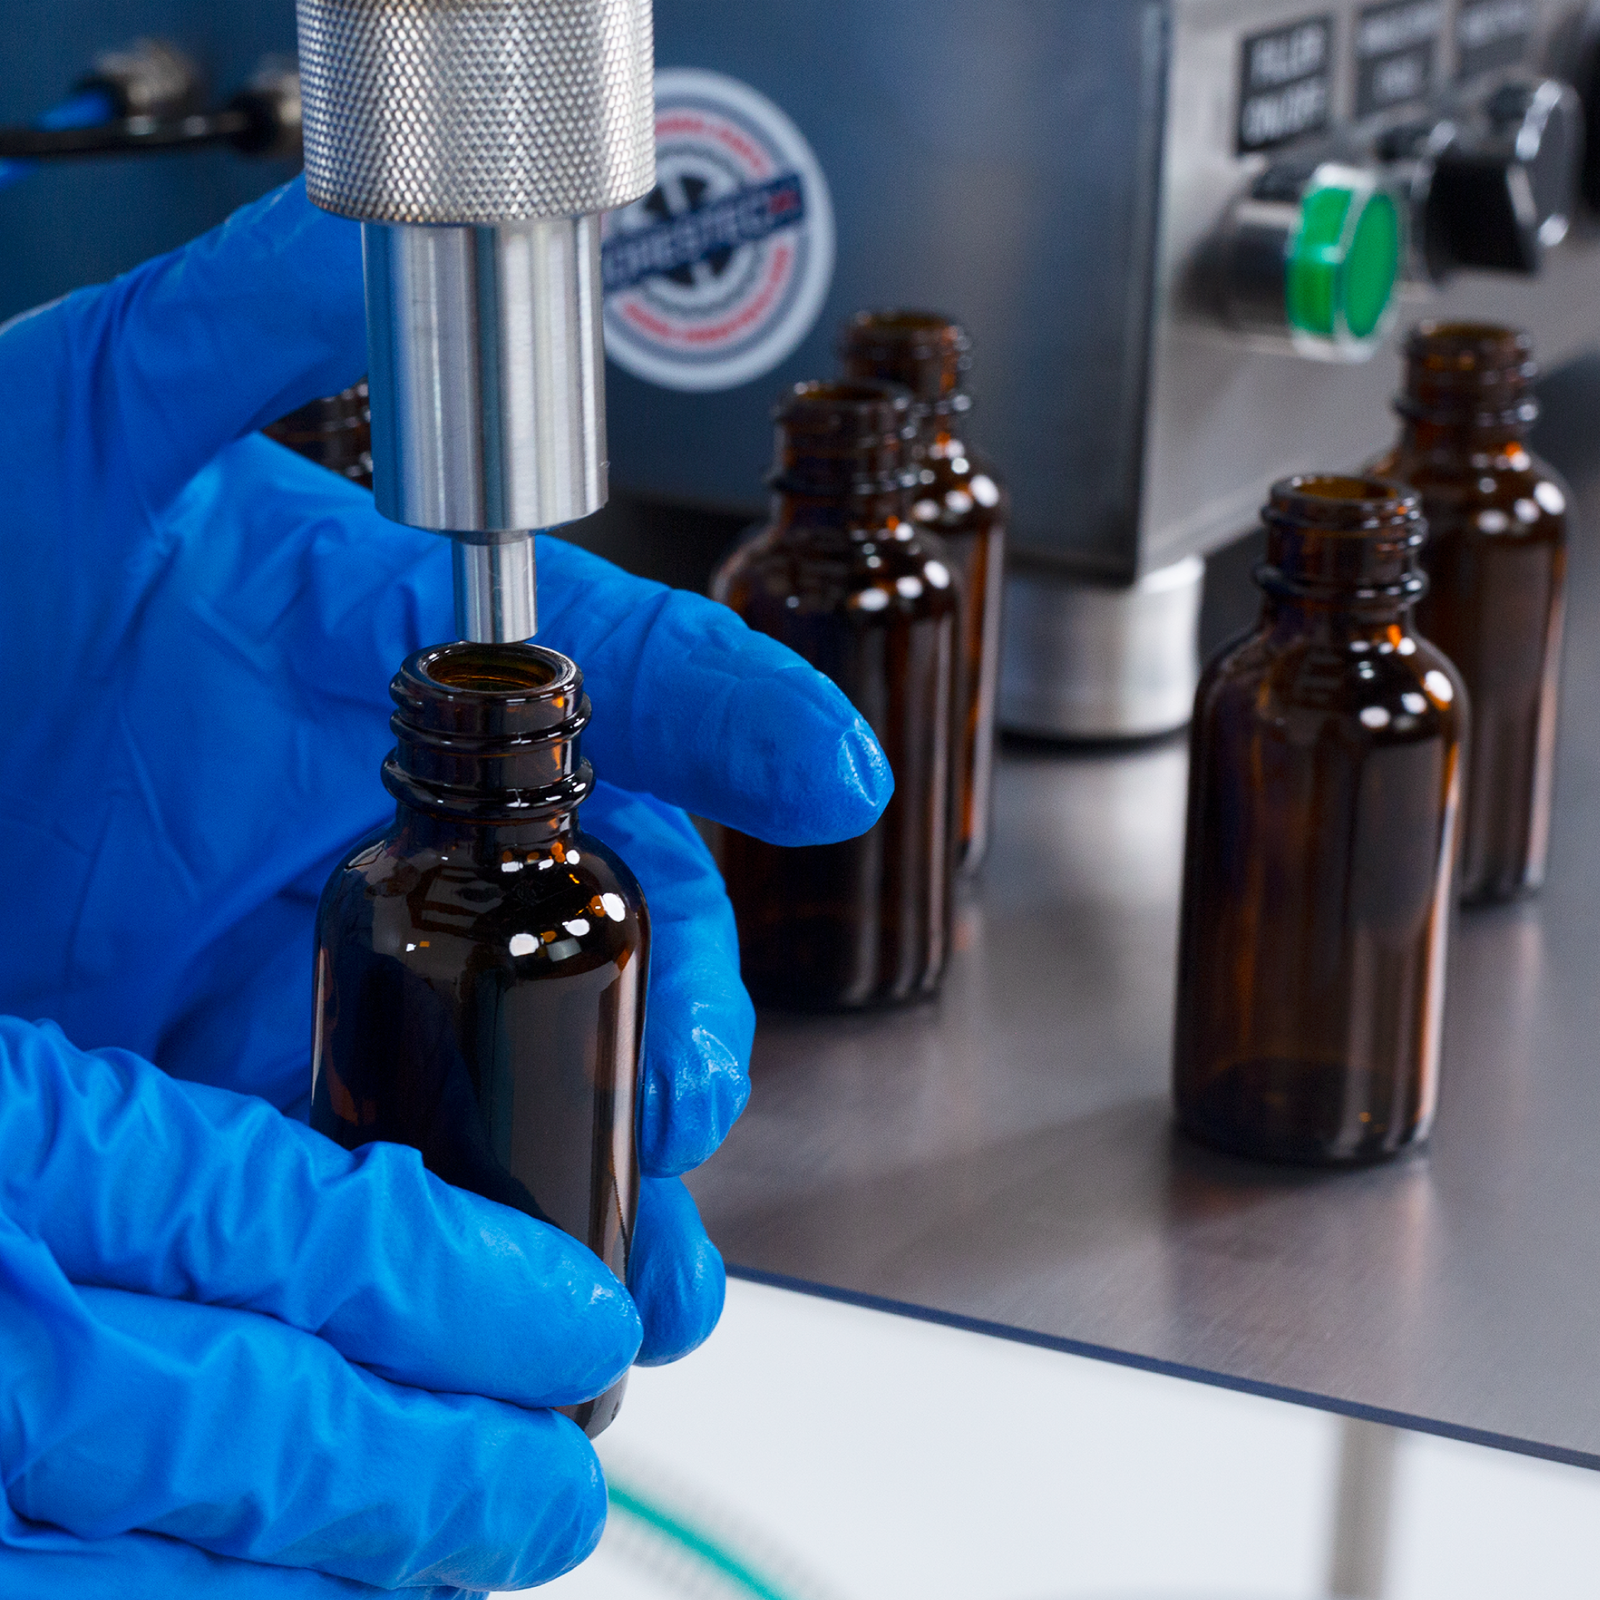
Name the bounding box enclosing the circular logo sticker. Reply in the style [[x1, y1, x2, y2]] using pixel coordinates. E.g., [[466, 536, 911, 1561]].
[[602, 68, 836, 393]]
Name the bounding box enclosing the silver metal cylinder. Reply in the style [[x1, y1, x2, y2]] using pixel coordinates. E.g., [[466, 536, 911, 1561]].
[[999, 556, 1205, 741], [364, 215, 607, 535], [453, 536, 538, 643], [1327, 1417, 1399, 1599], [295, 0, 656, 225]]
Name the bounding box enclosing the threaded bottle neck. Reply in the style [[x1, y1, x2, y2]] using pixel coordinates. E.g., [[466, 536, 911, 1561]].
[[768, 379, 916, 525], [263, 380, 374, 485], [1255, 474, 1427, 619], [837, 310, 973, 436], [1395, 320, 1537, 437], [382, 642, 593, 828]]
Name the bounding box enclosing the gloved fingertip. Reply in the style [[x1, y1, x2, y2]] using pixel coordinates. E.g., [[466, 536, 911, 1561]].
[[592, 1269, 646, 1383], [638, 1023, 752, 1178], [519, 1420, 613, 1586], [839, 715, 895, 820], [629, 1178, 727, 1366], [716, 678, 894, 846], [475, 1411, 614, 1590], [637, 1242, 725, 1367], [545, 1243, 641, 1401]]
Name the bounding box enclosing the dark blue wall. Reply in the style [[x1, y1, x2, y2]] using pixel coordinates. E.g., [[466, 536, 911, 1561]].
[[0, 0, 300, 322]]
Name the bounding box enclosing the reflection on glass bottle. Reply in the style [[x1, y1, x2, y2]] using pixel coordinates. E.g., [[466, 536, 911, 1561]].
[[1370, 322, 1568, 903], [310, 643, 647, 1434], [1174, 476, 1465, 1165], [712, 381, 958, 1009], [838, 311, 1008, 873], [263, 380, 374, 487]]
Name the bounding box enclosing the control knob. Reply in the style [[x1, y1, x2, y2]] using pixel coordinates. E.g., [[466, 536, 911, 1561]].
[[1396, 79, 1582, 277], [1205, 156, 1402, 361]]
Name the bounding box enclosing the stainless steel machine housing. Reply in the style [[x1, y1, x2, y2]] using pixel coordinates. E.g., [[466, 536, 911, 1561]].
[[617, 0, 1600, 582]]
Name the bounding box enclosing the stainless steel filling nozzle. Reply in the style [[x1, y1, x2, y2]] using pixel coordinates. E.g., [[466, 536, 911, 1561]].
[[294, 0, 657, 641]]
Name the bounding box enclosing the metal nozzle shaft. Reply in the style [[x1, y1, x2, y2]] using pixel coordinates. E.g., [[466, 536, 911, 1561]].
[[453, 537, 537, 643]]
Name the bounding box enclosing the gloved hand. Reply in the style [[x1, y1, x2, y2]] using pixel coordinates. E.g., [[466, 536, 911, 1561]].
[[0, 177, 891, 1594], [0, 1017, 635, 1597]]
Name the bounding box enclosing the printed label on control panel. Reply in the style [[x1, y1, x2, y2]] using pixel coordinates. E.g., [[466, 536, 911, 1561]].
[[602, 69, 836, 393], [1355, 0, 1442, 116], [1237, 14, 1334, 151], [1455, 0, 1534, 78]]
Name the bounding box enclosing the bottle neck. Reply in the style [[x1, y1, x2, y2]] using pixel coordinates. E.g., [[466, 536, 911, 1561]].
[[836, 313, 972, 435], [1397, 417, 1532, 466], [766, 381, 915, 540], [1257, 521, 1427, 638], [382, 642, 594, 839], [1394, 322, 1537, 466], [390, 805, 580, 859], [919, 407, 971, 455], [770, 487, 910, 540]]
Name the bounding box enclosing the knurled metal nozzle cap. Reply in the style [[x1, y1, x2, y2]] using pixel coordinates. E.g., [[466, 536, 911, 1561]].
[[295, 0, 656, 224]]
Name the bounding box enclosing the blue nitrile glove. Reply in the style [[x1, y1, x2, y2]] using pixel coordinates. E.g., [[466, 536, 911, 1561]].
[[0, 177, 891, 1594], [0, 1016, 634, 1597]]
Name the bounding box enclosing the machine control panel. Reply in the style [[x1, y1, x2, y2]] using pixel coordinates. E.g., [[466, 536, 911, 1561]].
[[1237, 14, 1337, 149], [585, 0, 1600, 587], [1142, 0, 1600, 572], [1200, 1, 1588, 361], [1353, 0, 1443, 119]]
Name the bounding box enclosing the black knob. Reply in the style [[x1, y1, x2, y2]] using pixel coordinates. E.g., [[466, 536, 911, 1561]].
[[1548, 0, 1600, 212], [1425, 79, 1582, 274], [227, 57, 302, 162]]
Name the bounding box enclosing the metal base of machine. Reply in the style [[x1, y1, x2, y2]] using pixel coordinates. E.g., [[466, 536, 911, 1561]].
[[998, 555, 1205, 741]]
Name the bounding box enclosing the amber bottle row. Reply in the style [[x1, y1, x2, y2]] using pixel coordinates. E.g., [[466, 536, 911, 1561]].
[[1177, 320, 1569, 1165], [272, 317, 1568, 1185], [712, 311, 1009, 1011], [263, 315, 1007, 1014]]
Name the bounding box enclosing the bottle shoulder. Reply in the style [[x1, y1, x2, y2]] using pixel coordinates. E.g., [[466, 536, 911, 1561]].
[[1373, 443, 1569, 544], [320, 827, 648, 978], [711, 518, 959, 623], [911, 441, 1008, 537], [1197, 626, 1465, 743]]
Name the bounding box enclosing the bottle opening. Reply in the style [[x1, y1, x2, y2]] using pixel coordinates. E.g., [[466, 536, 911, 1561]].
[[1282, 472, 1401, 503], [781, 379, 910, 414], [1408, 321, 1532, 371], [838, 311, 972, 408], [848, 309, 960, 337], [396, 642, 587, 743], [770, 378, 914, 499], [774, 379, 913, 445], [386, 641, 593, 822], [1258, 473, 1427, 607], [1267, 474, 1421, 534], [1398, 321, 1537, 428], [421, 644, 563, 697]]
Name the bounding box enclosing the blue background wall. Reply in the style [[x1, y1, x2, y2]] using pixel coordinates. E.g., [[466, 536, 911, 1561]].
[[0, 0, 301, 322]]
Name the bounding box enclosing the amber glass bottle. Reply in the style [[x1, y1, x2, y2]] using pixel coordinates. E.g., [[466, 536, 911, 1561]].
[[1370, 322, 1568, 903], [264, 380, 374, 487], [310, 642, 647, 1434], [838, 311, 1008, 872], [1173, 476, 1465, 1165], [712, 380, 958, 1008]]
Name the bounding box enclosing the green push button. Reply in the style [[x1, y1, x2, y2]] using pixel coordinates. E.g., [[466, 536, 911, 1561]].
[[1285, 167, 1400, 355]]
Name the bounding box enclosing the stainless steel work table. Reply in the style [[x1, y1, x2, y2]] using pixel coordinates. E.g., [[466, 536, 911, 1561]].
[[686, 376, 1600, 1474]]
